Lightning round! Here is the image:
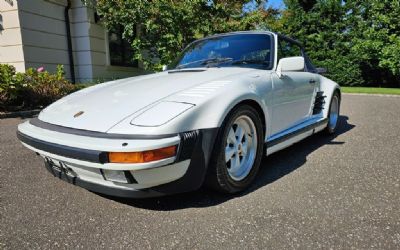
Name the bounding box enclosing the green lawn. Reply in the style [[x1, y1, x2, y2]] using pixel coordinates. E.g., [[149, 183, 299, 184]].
[[341, 87, 400, 95]]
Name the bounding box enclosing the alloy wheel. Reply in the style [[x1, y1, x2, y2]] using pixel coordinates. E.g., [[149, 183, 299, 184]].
[[225, 115, 258, 181]]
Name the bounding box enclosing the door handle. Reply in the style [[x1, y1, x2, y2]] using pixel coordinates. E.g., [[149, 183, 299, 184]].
[[309, 79, 316, 84]]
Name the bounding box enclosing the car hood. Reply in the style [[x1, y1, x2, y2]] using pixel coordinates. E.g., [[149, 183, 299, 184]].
[[39, 67, 257, 132]]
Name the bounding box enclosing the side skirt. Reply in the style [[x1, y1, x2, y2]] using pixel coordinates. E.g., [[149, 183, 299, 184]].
[[265, 118, 328, 156]]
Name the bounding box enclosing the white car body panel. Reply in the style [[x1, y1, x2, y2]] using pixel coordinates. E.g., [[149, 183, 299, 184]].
[[269, 71, 316, 135], [130, 101, 195, 127], [38, 68, 258, 133], [17, 31, 341, 197], [36, 32, 339, 141], [108, 68, 272, 136], [318, 75, 340, 117]]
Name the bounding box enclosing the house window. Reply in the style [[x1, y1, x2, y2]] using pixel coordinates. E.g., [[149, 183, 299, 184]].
[[108, 26, 138, 67]]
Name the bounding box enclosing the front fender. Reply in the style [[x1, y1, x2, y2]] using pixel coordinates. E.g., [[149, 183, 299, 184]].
[[163, 76, 270, 134]]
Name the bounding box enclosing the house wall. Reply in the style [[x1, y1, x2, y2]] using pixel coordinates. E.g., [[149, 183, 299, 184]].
[[69, 1, 144, 82], [0, 0, 25, 72], [17, 0, 72, 78], [1, 0, 143, 82]]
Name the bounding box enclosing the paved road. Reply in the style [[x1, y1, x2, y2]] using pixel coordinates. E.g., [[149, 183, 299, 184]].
[[1, 94, 399, 249]]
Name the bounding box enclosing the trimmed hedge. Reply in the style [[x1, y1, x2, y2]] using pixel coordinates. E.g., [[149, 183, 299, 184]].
[[0, 64, 87, 111]]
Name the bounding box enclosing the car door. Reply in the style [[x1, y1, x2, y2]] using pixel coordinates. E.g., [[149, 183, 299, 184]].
[[269, 37, 317, 136]]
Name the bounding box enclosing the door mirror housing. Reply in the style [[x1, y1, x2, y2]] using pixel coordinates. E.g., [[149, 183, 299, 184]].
[[162, 65, 168, 71], [276, 56, 305, 78]]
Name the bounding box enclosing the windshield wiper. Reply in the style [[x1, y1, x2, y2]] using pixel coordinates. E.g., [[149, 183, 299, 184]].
[[175, 57, 232, 69], [200, 57, 233, 67], [175, 57, 265, 70], [231, 59, 270, 66], [175, 59, 209, 69]]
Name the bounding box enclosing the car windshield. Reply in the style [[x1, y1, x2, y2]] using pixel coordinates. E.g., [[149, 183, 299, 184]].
[[171, 34, 273, 70]]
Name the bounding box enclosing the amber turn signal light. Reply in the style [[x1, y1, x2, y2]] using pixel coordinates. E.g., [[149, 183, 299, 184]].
[[108, 145, 177, 163]]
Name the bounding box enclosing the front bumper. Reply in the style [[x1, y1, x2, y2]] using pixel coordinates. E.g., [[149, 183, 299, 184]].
[[17, 119, 218, 198], [43, 159, 169, 198]]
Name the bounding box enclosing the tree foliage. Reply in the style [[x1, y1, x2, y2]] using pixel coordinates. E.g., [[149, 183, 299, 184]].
[[347, 0, 400, 86], [263, 0, 400, 86], [87, 0, 263, 70], [87, 0, 400, 87], [272, 0, 365, 85]]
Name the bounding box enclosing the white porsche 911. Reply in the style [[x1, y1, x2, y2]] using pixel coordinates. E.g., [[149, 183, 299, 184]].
[[17, 31, 340, 198]]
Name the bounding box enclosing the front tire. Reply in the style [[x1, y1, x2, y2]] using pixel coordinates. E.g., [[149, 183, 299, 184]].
[[205, 105, 264, 193], [325, 91, 341, 134]]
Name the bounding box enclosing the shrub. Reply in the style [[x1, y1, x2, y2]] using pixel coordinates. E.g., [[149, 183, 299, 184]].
[[0, 64, 23, 108], [0, 64, 86, 111], [19, 66, 77, 109]]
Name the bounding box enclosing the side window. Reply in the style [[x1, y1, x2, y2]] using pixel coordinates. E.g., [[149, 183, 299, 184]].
[[278, 38, 302, 60]]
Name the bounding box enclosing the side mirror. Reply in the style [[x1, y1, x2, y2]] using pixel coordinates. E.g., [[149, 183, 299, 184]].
[[162, 65, 168, 71], [316, 67, 327, 75], [276, 56, 305, 78]]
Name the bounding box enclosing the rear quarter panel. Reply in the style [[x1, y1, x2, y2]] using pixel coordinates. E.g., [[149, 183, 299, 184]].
[[317, 75, 341, 118]]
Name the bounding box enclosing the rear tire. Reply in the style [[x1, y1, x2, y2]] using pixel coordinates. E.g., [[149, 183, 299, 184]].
[[205, 105, 264, 193], [325, 91, 341, 134]]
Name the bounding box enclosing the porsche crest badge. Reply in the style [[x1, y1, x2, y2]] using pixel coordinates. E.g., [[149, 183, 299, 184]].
[[73, 111, 84, 118]]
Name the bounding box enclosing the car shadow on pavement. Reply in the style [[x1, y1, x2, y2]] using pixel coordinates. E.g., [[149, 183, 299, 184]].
[[105, 115, 355, 210]]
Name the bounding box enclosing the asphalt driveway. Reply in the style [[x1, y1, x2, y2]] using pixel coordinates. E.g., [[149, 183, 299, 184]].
[[1, 94, 399, 249]]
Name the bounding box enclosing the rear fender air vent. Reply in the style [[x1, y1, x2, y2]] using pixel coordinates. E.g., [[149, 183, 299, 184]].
[[313, 91, 326, 115]]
